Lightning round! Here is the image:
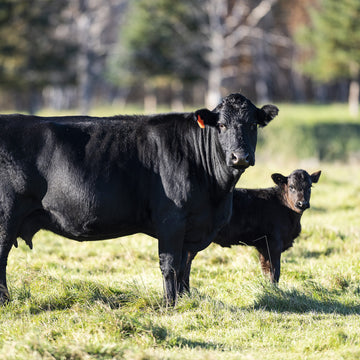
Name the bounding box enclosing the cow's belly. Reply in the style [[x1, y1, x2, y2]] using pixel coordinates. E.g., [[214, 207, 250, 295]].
[[40, 177, 152, 240], [45, 207, 143, 240]]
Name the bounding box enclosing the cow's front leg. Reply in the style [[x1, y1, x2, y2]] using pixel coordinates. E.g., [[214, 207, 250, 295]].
[[159, 252, 179, 306], [178, 250, 196, 295], [157, 218, 185, 306]]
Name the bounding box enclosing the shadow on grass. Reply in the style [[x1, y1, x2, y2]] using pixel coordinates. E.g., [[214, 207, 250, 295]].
[[310, 205, 327, 213], [165, 335, 220, 350], [180, 284, 360, 318], [295, 247, 338, 259], [313, 123, 360, 161], [25, 281, 222, 350], [253, 284, 360, 315], [259, 122, 360, 162], [113, 309, 222, 350], [19, 278, 162, 314], [15, 275, 360, 319]]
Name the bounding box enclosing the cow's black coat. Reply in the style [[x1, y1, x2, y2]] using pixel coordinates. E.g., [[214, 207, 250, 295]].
[[0, 93, 278, 304], [181, 169, 321, 289]]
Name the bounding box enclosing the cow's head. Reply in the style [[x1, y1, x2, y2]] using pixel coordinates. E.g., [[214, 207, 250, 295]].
[[194, 93, 278, 170], [272, 169, 321, 213]]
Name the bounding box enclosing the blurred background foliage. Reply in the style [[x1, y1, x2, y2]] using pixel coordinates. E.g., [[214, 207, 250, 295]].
[[0, 0, 359, 118]]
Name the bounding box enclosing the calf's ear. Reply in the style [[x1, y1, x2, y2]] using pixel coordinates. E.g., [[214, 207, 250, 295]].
[[310, 170, 321, 183], [194, 109, 219, 129], [257, 105, 279, 127], [271, 173, 287, 186]]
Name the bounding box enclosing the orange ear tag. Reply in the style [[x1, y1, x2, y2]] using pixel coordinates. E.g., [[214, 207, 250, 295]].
[[197, 115, 205, 129]]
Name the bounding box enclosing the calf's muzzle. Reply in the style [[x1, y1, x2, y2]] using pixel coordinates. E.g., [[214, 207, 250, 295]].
[[296, 200, 309, 211]]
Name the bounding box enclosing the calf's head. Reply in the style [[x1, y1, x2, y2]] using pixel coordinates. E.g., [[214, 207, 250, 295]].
[[272, 169, 321, 213], [195, 93, 278, 170]]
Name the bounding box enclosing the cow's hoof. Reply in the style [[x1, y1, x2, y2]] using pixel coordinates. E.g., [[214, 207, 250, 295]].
[[0, 285, 10, 304]]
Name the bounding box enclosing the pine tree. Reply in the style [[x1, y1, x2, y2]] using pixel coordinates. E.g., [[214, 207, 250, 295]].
[[0, 0, 76, 112], [296, 0, 360, 116], [107, 0, 207, 110]]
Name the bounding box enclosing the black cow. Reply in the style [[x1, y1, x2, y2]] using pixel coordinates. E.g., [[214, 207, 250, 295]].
[[181, 169, 321, 289], [0, 93, 278, 304]]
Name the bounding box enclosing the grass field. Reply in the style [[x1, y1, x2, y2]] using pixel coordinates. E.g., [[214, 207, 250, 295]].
[[0, 104, 359, 359]]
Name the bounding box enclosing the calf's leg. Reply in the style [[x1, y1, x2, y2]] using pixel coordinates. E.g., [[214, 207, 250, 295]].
[[258, 249, 281, 283]]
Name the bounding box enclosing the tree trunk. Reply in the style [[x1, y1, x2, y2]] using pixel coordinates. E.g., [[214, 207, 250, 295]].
[[206, 60, 223, 109], [254, 40, 270, 104], [77, 13, 93, 115], [28, 89, 41, 115], [171, 80, 184, 112], [348, 79, 359, 117], [78, 51, 93, 115], [205, 0, 226, 109], [144, 84, 157, 113], [348, 63, 359, 117], [205, 23, 224, 109]]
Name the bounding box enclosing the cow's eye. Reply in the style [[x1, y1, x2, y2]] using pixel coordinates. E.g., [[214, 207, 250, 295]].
[[218, 123, 227, 131]]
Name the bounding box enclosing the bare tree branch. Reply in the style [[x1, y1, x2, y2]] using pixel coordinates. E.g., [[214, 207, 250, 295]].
[[225, 2, 248, 33], [226, 0, 278, 49], [247, 0, 277, 27]]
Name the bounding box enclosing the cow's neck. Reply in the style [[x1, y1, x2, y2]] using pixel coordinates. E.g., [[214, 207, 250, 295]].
[[199, 127, 241, 197]]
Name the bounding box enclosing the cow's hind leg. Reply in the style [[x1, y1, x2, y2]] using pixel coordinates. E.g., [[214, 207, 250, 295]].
[[0, 195, 16, 303], [0, 236, 14, 303], [0, 192, 41, 303]]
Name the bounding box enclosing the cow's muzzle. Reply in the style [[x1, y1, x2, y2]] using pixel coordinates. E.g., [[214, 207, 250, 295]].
[[229, 151, 254, 169]]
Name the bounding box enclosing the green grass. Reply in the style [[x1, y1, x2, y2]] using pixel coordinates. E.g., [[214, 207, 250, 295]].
[[1, 103, 360, 359], [0, 161, 359, 360]]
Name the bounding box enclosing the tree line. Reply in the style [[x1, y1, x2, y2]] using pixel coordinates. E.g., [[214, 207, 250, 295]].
[[0, 0, 359, 115]]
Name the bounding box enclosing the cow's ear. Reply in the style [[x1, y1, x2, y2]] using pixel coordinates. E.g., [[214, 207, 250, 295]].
[[310, 170, 321, 184], [194, 109, 219, 129], [271, 173, 287, 186], [257, 105, 279, 127]]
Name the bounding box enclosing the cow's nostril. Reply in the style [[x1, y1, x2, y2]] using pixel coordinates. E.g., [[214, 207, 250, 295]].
[[230, 152, 250, 168], [231, 153, 239, 163]]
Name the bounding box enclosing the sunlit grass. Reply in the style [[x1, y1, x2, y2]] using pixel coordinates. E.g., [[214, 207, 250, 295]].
[[275, 103, 359, 125]]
